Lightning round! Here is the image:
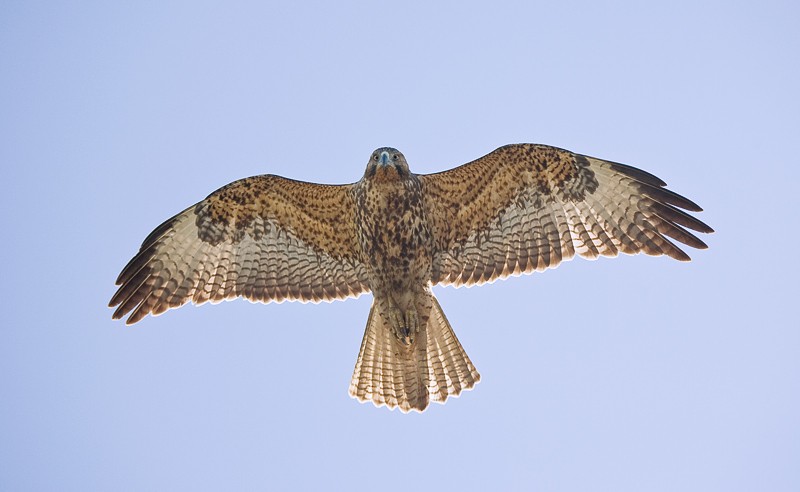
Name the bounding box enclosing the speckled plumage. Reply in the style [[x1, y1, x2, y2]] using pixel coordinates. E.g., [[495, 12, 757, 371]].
[[110, 144, 713, 412]]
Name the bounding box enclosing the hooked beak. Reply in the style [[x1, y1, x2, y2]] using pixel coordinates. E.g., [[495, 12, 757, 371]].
[[379, 151, 390, 166]]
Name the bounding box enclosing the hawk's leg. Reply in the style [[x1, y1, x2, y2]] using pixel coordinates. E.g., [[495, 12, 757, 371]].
[[385, 305, 419, 346]]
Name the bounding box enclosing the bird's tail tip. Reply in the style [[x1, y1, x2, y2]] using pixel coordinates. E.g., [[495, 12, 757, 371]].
[[349, 294, 479, 413]]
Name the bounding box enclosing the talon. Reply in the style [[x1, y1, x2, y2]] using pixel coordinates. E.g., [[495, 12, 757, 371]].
[[386, 306, 417, 346], [404, 311, 419, 344], [386, 307, 408, 344]]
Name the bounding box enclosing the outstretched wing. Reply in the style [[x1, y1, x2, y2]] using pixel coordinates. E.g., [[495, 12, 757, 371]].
[[420, 144, 713, 287], [110, 175, 370, 324]]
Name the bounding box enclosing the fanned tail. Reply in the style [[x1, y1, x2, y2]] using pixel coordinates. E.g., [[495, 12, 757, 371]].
[[349, 292, 480, 412]]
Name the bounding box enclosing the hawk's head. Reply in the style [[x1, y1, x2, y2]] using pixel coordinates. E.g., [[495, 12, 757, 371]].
[[364, 147, 410, 181]]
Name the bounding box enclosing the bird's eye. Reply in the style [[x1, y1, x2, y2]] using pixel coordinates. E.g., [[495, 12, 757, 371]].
[[392, 154, 398, 161], [373, 155, 378, 161]]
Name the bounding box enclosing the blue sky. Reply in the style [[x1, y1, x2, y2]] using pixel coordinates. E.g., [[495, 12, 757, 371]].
[[1, 1, 798, 490]]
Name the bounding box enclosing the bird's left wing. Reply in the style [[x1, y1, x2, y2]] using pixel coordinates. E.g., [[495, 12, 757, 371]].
[[419, 144, 713, 287], [110, 175, 369, 324]]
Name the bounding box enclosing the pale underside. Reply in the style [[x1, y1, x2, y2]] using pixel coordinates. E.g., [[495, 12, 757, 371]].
[[110, 143, 712, 412]]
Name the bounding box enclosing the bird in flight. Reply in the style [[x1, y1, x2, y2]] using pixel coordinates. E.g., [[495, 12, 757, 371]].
[[110, 144, 713, 412]]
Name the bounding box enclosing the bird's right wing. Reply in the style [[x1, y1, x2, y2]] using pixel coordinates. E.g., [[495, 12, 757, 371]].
[[419, 144, 713, 287], [110, 175, 370, 324]]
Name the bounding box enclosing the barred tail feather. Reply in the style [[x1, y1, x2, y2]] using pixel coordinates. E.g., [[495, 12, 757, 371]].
[[349, 293, 480, 412]]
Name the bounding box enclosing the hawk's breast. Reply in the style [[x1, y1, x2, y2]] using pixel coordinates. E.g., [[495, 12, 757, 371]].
[[354, 173, 433, 293]]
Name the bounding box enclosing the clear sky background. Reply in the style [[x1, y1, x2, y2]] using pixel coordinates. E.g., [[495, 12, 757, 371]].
[[1, 1, 798, 490]]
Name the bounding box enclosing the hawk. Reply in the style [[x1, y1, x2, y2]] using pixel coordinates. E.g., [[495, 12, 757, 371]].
[[109, 144, 713, 412]]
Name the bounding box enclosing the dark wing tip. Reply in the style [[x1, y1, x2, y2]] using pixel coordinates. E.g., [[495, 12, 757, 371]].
[[598, 155, 707, 214], [140, 213, 183, 251], [606, 161, 668, 187], [695, 222, 714, 234], [111, 303, 127, 319], [638, 182, 704, 212], [110, 255, 154, 322], [674, 196, 703, 213]]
